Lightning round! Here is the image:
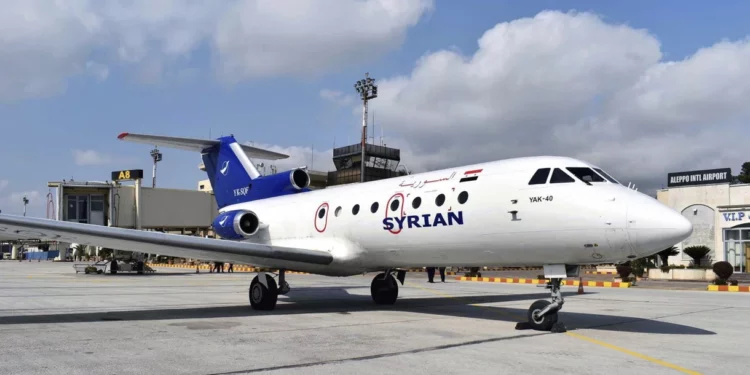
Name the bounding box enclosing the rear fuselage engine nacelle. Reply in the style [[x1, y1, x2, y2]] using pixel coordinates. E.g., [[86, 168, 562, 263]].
[[256, 168, 311, 194], [212, 210, 260, 240]]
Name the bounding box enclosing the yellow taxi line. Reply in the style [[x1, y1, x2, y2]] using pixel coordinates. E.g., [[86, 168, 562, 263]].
[[564, 332, 702, 375], [409, 283, 702, 374]]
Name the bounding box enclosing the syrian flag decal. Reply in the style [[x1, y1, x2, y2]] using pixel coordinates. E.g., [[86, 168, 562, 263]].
[[460, 169, 482, 183]]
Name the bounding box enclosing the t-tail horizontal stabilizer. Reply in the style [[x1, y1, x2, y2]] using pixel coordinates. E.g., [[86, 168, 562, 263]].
[[117, 133, 289, 160]]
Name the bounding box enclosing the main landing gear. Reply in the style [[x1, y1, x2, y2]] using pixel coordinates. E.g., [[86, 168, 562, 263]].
[[516, 277, 567, 333], [249, 270, 290, 310], [370, 270, 407, 305], [248, 269, 408, 310]]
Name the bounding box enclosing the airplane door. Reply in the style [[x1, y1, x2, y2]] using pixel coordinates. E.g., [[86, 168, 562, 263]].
[[604, 193, 633, 258]]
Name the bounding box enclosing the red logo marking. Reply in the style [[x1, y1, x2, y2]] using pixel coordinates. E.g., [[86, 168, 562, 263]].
[[314, 202, 329, 233], [385, 193, 405, 235]]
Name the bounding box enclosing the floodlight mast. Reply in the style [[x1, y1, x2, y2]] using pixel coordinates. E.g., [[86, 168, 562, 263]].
[[354, 73, 378, 183], [150, 147, 163, 188], [22, 195, 29, 217]]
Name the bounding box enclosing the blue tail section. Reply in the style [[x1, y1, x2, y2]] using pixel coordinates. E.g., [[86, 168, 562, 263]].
[[201, 136, 311, 209]]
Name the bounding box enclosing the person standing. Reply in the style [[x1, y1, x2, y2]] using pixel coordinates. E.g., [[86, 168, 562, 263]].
[[438, 267, 446, 282], [426, 267, 436, 283]]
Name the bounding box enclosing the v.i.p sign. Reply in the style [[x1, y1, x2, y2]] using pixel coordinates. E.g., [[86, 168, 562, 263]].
[[722, 212, 748, 222]]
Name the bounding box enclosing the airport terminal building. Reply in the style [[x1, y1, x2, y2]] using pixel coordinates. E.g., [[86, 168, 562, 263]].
[[657, 168, 750, 272]]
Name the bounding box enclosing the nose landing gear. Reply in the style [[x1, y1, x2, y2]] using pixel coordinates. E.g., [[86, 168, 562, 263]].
[[523, 278, 566, 332], [516, 264, 577, 333]]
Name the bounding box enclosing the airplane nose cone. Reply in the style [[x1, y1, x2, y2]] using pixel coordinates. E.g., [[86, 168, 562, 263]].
[[627, 200, 693, 257]]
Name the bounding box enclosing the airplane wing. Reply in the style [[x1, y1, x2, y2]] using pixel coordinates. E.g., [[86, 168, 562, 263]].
[[0, 215, 333, 266], [117, 133, 289, 160]]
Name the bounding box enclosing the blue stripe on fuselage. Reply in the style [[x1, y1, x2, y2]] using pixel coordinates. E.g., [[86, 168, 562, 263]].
[[382, 211, 463, 231]]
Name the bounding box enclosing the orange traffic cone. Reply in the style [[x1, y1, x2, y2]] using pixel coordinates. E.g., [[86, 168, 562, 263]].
[[577, 277, 584, 294]]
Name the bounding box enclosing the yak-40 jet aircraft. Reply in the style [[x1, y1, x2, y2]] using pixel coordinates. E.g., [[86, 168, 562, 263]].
[[0, 133, 693, 332]]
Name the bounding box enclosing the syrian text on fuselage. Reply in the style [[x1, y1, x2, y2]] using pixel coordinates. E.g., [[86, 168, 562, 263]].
[[382, 211, 464, 231]]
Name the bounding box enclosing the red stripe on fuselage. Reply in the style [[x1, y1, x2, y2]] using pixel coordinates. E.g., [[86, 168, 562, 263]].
[[464, 169, 483, 175]]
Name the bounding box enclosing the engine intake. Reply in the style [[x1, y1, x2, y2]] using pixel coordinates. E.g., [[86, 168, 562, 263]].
[[289, 168, 311, 190], [212, 210, 260, 240]]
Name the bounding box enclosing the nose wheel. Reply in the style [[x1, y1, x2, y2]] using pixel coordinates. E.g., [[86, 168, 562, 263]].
[[516, 278, 567, 333]]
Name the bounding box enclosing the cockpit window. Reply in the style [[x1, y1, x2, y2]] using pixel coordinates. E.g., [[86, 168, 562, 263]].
[[549, 168, 575, 183], [528, 168, 551, 185], [593, 168, 620, 184], [566, 167, 606, 184]]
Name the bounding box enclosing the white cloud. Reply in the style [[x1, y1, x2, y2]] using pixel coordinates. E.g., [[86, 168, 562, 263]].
[[214, 0, 434, 82], [320, 89, 355, 106], [360, 10, 750, 193], [72, 149, 113, 166], [0, 0, 432, 100], [244, 142, 335, 173]]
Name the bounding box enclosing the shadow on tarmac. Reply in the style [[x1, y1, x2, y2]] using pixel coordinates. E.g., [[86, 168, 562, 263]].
[[0, 286, 715, 335]]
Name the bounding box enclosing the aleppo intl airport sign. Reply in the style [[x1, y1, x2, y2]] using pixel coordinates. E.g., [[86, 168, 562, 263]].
[[667, 168, 732, 187]]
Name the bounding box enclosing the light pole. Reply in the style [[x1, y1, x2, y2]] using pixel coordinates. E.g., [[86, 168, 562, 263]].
[[354, 73, 378, 183], [22, 195, 29, 216], [150, 147, 162, 188]]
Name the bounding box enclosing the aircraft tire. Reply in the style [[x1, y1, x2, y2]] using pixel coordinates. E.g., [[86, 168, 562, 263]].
[[527, 300, 557, 331], [370, 273, 398, 305], [249, 274, 278, 310]]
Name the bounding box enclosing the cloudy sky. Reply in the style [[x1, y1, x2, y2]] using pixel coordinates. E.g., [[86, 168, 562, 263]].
[[1, 0, 749, 217]]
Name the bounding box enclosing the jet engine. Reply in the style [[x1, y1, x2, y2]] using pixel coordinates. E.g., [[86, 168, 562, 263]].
[[212, 210, 260, 240], [258, 168, 311, 193]]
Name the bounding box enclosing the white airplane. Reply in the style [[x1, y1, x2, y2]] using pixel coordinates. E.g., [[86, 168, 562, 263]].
[[0, 133, 693, 332]]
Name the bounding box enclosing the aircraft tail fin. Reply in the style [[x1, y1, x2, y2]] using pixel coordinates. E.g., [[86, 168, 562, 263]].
[[118, 132, 289, 208]]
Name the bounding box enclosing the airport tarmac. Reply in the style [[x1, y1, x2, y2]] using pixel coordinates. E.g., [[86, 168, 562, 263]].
[[1, 261, 746, 375]]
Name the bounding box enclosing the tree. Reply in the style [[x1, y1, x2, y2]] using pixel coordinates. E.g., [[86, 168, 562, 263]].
[[657, 246, 679, 266], [683, 245, 711, 267], [738, 162, 750, 184], [713, 261, 733, 281]]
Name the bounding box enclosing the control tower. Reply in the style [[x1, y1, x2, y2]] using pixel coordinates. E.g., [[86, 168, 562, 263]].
[[327, 73, 408, 186], [327, 143, 406, 185]]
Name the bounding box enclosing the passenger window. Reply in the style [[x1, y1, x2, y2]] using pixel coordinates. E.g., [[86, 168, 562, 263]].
[[390, 199, 400, 211], [593, 168, 620, 184], [435, 194, 445, 207], [549, 168, 575, 183], [528, 168, 551, 185], [412, 197, 421, 209], [352, 204, 360, 215], [566, 167, 606, 183], [458, 191, 468, 204], [370, 202, 379, 213], [318, 207, 326, 218]]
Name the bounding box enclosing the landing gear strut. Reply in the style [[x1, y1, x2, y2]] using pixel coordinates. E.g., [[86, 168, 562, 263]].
[[516, 278, 567, 333], [249, 270, 289, 311], [370, 270, 406, 305]]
